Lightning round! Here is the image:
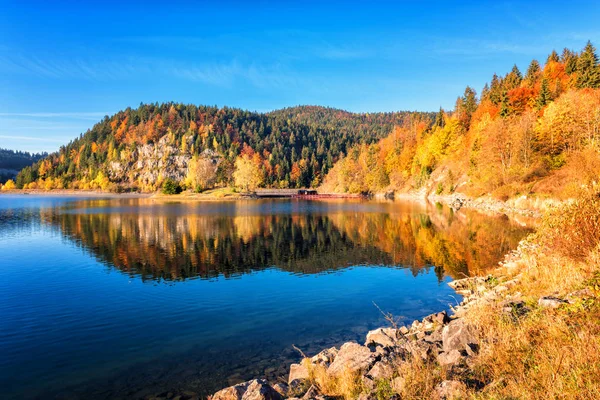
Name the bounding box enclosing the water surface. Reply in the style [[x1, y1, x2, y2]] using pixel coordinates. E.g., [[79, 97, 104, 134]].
[[0, 195, 533, 399]]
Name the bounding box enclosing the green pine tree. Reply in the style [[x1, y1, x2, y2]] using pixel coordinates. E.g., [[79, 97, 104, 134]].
[[576, 40, 600, 88], [525, 60, 541, 86], [536, 78, 551, 110], [499, 90, 510, 117], [546, 49, 559, 64], [434, 107, 445, 128]]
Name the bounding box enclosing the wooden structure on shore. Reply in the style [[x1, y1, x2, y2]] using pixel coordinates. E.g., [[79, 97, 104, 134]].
[[255, 189, 363, 199]]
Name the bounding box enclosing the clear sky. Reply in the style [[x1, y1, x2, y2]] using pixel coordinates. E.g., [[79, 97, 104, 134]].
[[1, 0, 600, 152]]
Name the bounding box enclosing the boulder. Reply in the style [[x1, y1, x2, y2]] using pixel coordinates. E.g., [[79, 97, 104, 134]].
[[436, 350, 463, 366], [365, 327, 398, 348], [310, 347, 338, 366], [242, 380, 284, 400], [271, 383, 288, 397], [432, 380, 466, 399], [392, 376, 406, 394], [366, 360, 394, 381], [288, 363, 309, 387], [327, 342, 378, 376], [212, 381, 251, 400], [538, 296, 568, 308], [211, 380, 283, 400], [442, 319, 478, 354]]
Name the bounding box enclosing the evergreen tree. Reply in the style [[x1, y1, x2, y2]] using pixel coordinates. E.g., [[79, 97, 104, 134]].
[[488, 73, 502, 105], [481, 83, 490, 101], [504, 64, 523, 90], [525, 60, 541, 86], [499, 90, 510, 117], [434, 107, 445, 128], [576, 40, 600, 88], [536, 78, 551, 110], [546, 49, 560, 64], [561, 48, 578, 75]]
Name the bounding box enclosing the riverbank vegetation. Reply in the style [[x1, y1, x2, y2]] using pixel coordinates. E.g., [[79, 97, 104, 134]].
[[291, 186, 600, 399], [322, 42, 600, 203]]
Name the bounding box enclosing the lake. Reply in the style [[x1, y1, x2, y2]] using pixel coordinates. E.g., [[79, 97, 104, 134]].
[[0, 195, 533, 399]]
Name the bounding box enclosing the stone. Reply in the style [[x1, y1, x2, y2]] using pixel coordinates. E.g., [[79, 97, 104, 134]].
[[271, 383, 288, 397], [433, 380, 466, 399], [365, 327, 398, 348], [366, 360, 394, 381], [567, 288, 595, 302], [538, 296, 568, 308], [301, 385, 320, 400], [442, 319, 478, 354], [392, 376, 406, 394], [434, 311, 450, 325], [399, 326, 409, 335], [437, 350, 464, 366], [212, 381, 251, 400], [288, 363, 309, 387], [310, 347, 338, 366], [242, 380, 284, 400], [212, 380, 283, 400], [327, 342, 378, 376]]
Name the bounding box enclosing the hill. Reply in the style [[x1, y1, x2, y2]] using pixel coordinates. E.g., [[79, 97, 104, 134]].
[[12, 105, 432, 192], [0, 148, 47, 184], [322, 41, 600, 202]]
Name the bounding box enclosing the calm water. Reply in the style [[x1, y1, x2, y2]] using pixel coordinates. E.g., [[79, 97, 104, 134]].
[[0, 195, 533, 399]]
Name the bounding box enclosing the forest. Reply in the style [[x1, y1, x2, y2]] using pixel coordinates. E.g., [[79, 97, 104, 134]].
[[4, 40, 600, 200], [0, 148, 47, 185], [322, 41, 600, 200], [8, 105, 431, 192]]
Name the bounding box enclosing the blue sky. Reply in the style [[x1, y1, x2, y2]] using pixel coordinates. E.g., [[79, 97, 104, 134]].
[[1, 0, 599, 153]]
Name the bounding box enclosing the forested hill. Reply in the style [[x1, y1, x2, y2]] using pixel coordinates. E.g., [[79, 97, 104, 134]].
[[322, 40, 600, 200], [13, 105, 433, 191], [0, 148, 47, 184]]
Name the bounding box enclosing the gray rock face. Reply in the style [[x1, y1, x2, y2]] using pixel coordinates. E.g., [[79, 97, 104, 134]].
[[327, 342, 378, 376], [211, 379, 283, 400], [442, 319, 478, 354], [538, 296, 568, 308]]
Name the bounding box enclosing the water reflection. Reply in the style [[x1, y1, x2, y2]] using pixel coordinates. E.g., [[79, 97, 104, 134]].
[[45, 199, 533, 281]]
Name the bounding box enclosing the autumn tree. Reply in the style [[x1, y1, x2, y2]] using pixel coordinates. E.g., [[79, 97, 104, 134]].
[[233, 154, 264, 191], [185, 155, 219, 192]]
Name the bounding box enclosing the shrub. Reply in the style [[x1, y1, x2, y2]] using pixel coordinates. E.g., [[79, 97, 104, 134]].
[[161, 178, 182, 195], [538, 186, 600, 260]]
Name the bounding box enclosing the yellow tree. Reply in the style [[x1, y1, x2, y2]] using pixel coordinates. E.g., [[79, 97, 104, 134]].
[[233, 155, 264, 192], [185, 155, 218, 192]]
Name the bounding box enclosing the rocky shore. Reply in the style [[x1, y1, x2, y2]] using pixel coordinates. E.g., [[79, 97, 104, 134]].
[[207, 239, 586, 400]]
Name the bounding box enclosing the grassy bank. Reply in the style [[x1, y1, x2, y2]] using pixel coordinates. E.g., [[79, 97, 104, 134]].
[[295, 188, 600, 399]]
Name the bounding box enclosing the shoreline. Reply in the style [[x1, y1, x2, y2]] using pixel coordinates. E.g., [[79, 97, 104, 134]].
[[208, 244, 530, 400]]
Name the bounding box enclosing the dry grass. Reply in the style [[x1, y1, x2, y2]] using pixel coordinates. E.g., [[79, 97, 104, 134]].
[[304, 360, 363, 399]]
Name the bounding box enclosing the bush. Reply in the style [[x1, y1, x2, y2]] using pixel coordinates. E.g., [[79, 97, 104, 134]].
[[538, 186, 600, 260], [161, 178, 182, 195]]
